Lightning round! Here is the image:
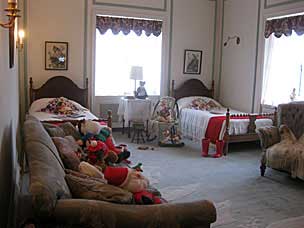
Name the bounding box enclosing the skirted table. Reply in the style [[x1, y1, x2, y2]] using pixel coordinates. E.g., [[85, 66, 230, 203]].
[[117, 98, 152, 138]]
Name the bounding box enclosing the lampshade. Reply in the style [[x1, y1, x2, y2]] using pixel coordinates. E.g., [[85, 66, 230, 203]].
[[130, 66, 143, 80]]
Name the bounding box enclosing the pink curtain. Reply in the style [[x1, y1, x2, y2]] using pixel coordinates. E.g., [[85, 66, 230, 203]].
[[96, 16, 162, 37]]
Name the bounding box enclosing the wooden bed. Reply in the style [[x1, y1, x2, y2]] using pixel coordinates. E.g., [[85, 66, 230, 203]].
[[171, 79, 276, 155], [29, 76, 112, 127]]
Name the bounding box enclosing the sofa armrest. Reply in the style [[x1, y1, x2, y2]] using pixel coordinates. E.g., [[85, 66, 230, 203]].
[[52, 199, 216, 228], [257, 126, 280, 150]]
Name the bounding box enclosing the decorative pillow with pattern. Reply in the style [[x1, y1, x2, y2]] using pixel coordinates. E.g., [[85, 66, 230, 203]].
[[41, 97, 80, 115]]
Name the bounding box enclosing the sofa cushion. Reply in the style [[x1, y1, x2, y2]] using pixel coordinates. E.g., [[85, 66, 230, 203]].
[[24, 116, 71, 217], [52, 136, 81, 171], [43, 122, 81, 140], [266, 125, 304, 179], [79, 161, 104, 179], [65, 173, 134, 204]]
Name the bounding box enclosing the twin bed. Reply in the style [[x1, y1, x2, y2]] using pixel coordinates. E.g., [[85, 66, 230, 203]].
[[171, 79, 276, 154], [29, 76, 275, 155], [29, 76, 112, 127]]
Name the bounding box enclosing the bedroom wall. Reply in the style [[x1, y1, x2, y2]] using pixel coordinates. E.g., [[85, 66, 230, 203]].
[[219, 0, 304, 113], [25, 0, 215, 113], [0, 0, 21, 226]]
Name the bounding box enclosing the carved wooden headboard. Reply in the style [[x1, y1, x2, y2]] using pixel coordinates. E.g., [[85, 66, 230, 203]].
[[171, 79, 214, 100], [29, 76, 88, 108]]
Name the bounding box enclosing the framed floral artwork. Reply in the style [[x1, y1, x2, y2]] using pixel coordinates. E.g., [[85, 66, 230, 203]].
[[45, 41, 68, 70], [183, 49, 202, 74]]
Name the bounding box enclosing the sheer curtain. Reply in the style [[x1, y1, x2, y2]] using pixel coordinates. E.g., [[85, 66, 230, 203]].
[[95, 30, 162, 96], [261, 33, 304, 106]]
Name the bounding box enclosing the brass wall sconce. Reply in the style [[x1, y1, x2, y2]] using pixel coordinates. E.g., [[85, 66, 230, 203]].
[[224, 35, 240, 47], [0, 0, 21, 68]]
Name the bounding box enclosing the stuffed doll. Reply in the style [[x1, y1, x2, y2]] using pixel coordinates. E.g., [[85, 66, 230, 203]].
[[103, 166, 163, 205], [78, 120, 131, 162], [135, 81, 148, 99], [85, 138, 118, 166]]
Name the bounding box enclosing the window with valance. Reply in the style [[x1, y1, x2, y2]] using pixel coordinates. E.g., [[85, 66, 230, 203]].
[[262, 14, 304, 107], [96, 15, 163, 37], [94, 15, 163, 97]]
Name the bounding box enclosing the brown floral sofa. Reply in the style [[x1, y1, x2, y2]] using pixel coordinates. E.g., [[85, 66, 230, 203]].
[[257, 102, 304, 179], [24, 116, 216, 227]]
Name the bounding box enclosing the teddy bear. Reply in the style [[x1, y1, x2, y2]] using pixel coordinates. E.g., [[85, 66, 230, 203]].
[[77, 120, 131, 163], [103, 166, 163, 204]]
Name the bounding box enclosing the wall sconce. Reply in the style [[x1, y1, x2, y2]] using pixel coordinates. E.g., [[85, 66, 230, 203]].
[[0, 0, 21, 68], [0, 0, 20, 29], [224, 35, 240, 47], [16, 29, 24, 50]]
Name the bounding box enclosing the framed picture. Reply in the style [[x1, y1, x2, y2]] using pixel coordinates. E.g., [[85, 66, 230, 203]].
[[183, 49, 202, 74], [45, 41, 68, 70]]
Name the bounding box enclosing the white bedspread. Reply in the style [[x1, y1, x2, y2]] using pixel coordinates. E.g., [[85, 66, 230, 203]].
[[180, 108, 273, 142]]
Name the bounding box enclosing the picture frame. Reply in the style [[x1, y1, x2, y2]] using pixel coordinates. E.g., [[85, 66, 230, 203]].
[[183, 49, 202, 74], [45, 41, 68, 70]]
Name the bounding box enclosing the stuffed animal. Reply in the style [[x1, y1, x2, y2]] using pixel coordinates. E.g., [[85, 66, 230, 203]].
[[78, 120, 131, 163], [103, 166, 162, 205]]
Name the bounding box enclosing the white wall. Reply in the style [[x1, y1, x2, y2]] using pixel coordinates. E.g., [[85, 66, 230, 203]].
[[219, 0, 304, 113], [171, 0, 215, 89], [0, 0, 20, 226], [27, 0, 85, 89], [26, 0, 215, 114]]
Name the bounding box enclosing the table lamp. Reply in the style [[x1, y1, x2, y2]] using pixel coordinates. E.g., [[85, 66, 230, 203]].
[[130, 66, 143, 96]]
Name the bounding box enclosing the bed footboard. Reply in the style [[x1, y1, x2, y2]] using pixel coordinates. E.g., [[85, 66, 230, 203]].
[[223, 108, 277, 155]]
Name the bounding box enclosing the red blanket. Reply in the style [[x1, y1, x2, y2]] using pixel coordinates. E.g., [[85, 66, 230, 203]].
[[205, 115, 269, 143]]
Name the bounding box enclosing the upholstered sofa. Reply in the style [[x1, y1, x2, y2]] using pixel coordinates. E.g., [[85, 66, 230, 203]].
[[257, 102, 304, 179], [23, 116, 216, 227]]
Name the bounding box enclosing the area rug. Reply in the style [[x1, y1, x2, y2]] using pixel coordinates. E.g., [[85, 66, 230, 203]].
[[266, 216, 304, 228]]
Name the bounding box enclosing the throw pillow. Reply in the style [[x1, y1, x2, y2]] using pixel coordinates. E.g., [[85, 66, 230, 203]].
[[52, 136, 81, 171], [59, 122, 81, 140], [65, 173, 134, 204], [79, 161, 104, 179], [43, 123, 66, 137]]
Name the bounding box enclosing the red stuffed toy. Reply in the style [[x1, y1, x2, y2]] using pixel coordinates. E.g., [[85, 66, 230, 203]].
[[103, 166, 163, 205]]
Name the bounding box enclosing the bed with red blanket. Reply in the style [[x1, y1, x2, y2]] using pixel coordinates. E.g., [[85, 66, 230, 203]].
[[29, 76, 112, 127], [171, 79, 276, 154]]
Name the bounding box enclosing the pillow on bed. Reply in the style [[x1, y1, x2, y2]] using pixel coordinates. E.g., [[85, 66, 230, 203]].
[[29, 97, 88, 115], [177, 96, 223, 110]]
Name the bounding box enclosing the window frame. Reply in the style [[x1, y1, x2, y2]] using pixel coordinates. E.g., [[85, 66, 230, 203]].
[[88, 6, 170, 114]]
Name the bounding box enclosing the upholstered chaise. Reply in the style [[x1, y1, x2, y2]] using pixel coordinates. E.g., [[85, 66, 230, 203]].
[[24, 116, 217, 227], [257, 102, 304, 179]]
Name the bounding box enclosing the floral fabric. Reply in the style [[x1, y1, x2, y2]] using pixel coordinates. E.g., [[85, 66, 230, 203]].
[[41, 97, 81, 115], [191, 98, 221, 111], [265, 14, 304, 38], [96, 16, 162, 37], [152, 97, 177, 123]]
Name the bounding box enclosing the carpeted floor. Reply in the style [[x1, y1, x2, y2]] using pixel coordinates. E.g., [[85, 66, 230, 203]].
[[113, 132, 304, 228]]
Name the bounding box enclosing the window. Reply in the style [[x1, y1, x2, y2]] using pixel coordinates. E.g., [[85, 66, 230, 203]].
[[95, 28, 162, 96], [261, 33, 304, 106]]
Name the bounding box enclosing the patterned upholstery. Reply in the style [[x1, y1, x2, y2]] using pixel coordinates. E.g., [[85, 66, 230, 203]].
[[258, 102, 304, 179]]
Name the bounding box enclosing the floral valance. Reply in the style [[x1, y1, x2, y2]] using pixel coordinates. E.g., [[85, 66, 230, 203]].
[[96, 16, 162, 37], [265, 14, 304, 38]]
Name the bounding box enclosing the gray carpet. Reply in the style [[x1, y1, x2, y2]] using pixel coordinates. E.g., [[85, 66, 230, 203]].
[[113, 132, 304, 228]]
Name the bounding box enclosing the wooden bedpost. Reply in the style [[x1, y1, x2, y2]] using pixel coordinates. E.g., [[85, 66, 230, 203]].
[[85, 78, 89, 108], [248, 114, 257, 133], [273, 107, 278, 127], [171, 80, 175, 97], [29, 77, 34, 105], [107, 110, 112, 128], [224, 108, 230, 155], [211, 80, 215, 98]]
